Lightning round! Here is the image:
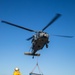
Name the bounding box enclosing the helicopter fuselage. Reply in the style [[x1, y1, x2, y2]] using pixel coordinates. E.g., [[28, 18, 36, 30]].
[[31, 31, 49, 54]]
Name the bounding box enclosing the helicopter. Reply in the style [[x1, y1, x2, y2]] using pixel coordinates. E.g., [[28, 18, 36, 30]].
[[1, 13, 73, 58]]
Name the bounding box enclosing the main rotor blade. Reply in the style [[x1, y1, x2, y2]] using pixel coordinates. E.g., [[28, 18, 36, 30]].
[[1, 20, 36, 32], [26, 36, 33, 41], [52, 35, 74, 38], [42, 13, 61, 31]]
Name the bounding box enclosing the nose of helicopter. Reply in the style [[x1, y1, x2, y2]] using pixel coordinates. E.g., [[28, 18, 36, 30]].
[[43, 33, 49, 38]]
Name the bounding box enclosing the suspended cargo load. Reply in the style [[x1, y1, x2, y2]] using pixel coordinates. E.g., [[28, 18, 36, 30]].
[[29, 72, 43, 75]]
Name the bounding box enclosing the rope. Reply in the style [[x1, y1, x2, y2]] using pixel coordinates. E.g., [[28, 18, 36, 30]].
[[29, 46, 32, 52], [37, 63, 43, 74], [31, 57, 39, 73], [31, 57, 43, 75], [31, 63, 37, 73]]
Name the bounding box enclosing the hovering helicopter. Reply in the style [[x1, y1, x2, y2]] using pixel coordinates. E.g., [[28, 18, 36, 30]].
[[1, 13, 73, 58]]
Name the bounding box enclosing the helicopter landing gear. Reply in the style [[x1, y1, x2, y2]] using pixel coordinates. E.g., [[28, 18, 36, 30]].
[[32, 56, 34, 59], [46, 44, 48, 48]]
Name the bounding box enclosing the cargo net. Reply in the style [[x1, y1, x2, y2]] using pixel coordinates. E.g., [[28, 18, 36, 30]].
[[29, 62, 43, 75]]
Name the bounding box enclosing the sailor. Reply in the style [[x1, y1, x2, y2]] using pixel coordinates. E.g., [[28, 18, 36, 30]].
[[13, 67, 21, 75]]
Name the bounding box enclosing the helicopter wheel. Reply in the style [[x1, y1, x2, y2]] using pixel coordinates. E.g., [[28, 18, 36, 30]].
[[46, 44, 48, 48], [32, 56, 34, 59]]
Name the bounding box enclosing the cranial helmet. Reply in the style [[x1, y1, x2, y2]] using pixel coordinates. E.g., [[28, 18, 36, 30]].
[[15, 67, 19, 71]]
